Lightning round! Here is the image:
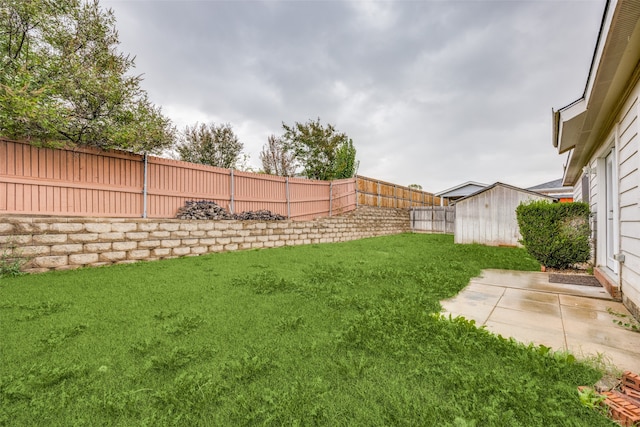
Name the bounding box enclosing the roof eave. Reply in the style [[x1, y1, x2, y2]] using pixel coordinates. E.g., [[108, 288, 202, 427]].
[[554, 98, 587, 154]]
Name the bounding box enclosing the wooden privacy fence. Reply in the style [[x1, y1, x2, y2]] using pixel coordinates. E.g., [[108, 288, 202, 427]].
[[356, 176, 447, 208], [0, 139, 355, 220], [410, 206, 455, 234]]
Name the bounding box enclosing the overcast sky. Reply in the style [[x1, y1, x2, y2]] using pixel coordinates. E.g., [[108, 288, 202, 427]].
[[102, 0, 605, 193]]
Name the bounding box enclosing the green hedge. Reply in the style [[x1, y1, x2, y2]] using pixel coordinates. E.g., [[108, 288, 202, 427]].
[[515, 201, 590, 269]]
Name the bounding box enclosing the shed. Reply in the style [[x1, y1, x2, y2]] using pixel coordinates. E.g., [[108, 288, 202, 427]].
[[454, 182, 555, 247]]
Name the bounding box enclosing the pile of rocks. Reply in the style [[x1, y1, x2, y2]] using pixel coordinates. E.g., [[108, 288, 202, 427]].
[[176, 200, 286, 221], [176, 200, 233, 220], [233, 210, 287, 221]]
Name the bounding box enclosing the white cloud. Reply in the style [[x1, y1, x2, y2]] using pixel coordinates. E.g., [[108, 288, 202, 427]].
[[104, 0, 605, 192]]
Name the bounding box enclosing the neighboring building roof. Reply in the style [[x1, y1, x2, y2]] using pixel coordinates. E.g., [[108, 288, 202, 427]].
[[457, 182, 557, 203], [526, 179, 565, 191], [552, 0, 640, 185], [435, 181, 488, 198], [527, 179, 574, 201]]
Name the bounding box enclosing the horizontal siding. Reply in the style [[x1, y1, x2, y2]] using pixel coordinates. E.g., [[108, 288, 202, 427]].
[[619, 89, 640, 314]]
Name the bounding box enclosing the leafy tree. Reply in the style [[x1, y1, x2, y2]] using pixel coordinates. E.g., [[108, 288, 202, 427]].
[[0, 0, 174, 152], [408, 184, 423, 190], [259, 134, 296, 176], [333, 138, 359, 179], [176, 122, 244, 169], [281, 118, 358, 180]]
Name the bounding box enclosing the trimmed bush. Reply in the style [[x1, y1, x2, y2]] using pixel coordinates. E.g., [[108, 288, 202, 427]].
[[516, 201, 590, 269]]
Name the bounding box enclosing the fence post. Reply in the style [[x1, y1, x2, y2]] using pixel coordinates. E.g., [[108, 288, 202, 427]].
[[393, 185, 397, 208], [377, 180, 381, 207], [229, 169, 234, 215], [142, 153, 148, 218], [355, 177, 359, 208], [286, 177, 290, 219], [329, 181, 333, 217]]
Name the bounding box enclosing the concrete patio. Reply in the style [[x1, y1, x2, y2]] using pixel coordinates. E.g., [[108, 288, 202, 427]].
[[441, 269, 640, 373]]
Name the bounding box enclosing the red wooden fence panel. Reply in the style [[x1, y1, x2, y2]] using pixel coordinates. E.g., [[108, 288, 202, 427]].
[[0, 139, 143, 217], [0, 139, 360, 219], [232, 170, 288, 216], [146, 156, 232, 218]]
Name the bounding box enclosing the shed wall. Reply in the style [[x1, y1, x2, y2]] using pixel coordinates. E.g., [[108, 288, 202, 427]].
[[454, 185, 551, 247]]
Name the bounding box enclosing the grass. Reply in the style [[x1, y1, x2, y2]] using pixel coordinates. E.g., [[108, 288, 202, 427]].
[[0, 234, 613, 426]]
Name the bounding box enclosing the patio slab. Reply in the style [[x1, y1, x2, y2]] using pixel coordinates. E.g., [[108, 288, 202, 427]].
[[441, 269, 640, 373]]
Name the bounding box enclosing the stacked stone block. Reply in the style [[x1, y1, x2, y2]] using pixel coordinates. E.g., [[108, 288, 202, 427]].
[[0, 207, 410, 273]]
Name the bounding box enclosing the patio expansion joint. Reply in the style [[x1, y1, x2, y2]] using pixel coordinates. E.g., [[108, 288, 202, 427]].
[[490, 283, 614, 302], [557, 295, 569, 352], [483, 286, 507, 326]]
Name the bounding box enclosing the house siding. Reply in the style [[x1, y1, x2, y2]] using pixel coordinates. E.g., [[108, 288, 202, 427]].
[[619, 85, 640, 318], [584, 81, 640, 317]]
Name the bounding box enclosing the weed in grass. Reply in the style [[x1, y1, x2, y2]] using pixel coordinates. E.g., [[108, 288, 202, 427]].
[[152, 371, 227, 419], [129, 337, 164, 357], [40, 324, 87, 347], [31, 364, 88, 388], [0, 239, 28, 278], [0, 363, 87, 403], [153, 310, 179, 321], [577, 386, 606, 411], [93, 387, 146, 419], [327, 293, 375, 312], [276, 315, 305, 332], [607, 307, 640, 332], [450, 418, 478, 427], [147, 346, 203, 372], [334, 351, 375, 379], [161, 314, 205, 336], [232, 270, 298, 294], [16, 300, 69, 321], [223, 348, 274, 383]]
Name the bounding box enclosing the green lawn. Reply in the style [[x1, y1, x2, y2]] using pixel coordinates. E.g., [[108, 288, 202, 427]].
[[0, 234, 612, 426]]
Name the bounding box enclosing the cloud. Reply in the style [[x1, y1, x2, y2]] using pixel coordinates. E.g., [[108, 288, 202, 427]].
[[104, 0, 605, 191]]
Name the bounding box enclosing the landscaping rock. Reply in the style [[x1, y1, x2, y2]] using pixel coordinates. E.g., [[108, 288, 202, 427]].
[[233, 210, 286, 221], [176, 200, 286, 221], [176, 200, 233, 220]]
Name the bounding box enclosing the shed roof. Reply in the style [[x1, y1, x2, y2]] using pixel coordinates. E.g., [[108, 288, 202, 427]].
[[457, 182, 557, 203], [435, 181, 488, 198]]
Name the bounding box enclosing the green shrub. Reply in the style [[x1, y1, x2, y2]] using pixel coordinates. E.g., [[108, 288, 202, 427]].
[[516, 201, 590, 269]]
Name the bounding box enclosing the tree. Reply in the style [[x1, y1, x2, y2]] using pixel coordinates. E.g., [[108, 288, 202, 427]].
[[408, 184, 423, 190], [175, 122, 244, 169], [259, 134, 297, 176], [0, 0, 174, 153], [281, 118, 358, 180]]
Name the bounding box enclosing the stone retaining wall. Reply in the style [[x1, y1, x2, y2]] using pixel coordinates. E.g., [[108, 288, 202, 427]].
[[0, 207, 410, 273]]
